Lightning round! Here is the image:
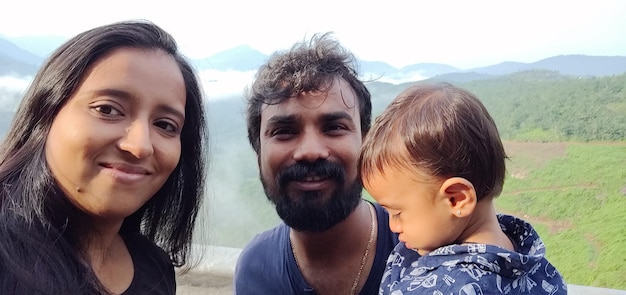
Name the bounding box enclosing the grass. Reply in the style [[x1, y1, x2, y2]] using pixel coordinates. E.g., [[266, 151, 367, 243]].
[[495, 142, 626, 289]]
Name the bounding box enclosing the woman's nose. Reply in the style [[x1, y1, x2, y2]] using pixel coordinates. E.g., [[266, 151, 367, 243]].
[[118, 121, 154, 159]]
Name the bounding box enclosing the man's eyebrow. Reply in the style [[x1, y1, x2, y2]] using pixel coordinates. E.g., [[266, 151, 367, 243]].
[[265, 112, 354, 128], [320, 111, 353, 122], [266, 114, 298, 125]]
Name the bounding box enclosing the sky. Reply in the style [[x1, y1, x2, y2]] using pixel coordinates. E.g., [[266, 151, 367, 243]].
[[1, 0, 625, 70]]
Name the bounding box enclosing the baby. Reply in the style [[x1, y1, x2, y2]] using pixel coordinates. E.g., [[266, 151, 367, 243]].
[[359, 82, 567, 294]]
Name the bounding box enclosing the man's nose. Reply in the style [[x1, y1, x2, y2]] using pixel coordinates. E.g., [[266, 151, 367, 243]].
[[292, 130, 330, 163]]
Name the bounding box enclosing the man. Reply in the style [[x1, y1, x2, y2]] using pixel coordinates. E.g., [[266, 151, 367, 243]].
[[233, 33, 398, 294]]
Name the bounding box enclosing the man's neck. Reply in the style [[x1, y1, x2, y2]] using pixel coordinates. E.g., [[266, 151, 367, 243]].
[[288, 199, 378, 294], [290, 200, 371, 261]]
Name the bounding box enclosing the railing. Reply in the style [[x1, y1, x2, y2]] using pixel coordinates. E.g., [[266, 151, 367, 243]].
[[175, 245, 626, 295]]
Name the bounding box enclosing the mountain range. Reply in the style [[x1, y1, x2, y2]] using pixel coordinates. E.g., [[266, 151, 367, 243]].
[[2, 35, 626, 82]]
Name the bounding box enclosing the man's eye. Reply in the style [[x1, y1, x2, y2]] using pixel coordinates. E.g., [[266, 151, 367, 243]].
[[271, 128, 295, 136], [329, 124, 343, 130], [325, 124, 347, 133]]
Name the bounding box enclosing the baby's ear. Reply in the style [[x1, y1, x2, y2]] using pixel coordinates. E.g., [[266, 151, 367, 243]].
[[439, 177, 477, 217]]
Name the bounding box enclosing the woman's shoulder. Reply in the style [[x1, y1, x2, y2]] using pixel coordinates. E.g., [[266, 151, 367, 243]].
[[121, 231, 176, 295], [122, 231, 170, 262]]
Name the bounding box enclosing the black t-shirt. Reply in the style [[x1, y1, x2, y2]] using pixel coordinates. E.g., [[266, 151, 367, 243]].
[[121, 232, 176, 295]]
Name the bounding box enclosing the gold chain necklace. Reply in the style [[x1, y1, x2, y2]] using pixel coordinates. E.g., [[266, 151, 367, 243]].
[[289, 202, 377, 295]]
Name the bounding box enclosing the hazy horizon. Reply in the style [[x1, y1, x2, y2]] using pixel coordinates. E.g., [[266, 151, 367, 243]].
[[1, 0, 625, 69], [4, 39, 625, 102]]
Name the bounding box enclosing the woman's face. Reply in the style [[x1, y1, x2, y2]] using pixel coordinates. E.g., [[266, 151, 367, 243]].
[[45, 47, 186, 222]]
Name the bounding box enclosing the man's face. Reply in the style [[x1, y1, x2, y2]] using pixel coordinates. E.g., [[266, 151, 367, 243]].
[[258, 78, 363, 232]]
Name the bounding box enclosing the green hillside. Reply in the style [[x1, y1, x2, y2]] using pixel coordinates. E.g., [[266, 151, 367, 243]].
[[368, 70, 626, 142], [496, 142, 626, 289]]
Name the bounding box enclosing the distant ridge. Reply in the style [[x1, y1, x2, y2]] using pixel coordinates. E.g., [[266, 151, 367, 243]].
[[468, 55, 626, 77], [192, 45, 267, 72], [192, 51, 626, 82], [0, 37, 42, 76], [533, 55, 626, 76], [1, 35, 626, 80], [0, 53, 38, 76], [400, 63, 460, 77], [5, 35, 67, 58], [0, 37, 42, 65]]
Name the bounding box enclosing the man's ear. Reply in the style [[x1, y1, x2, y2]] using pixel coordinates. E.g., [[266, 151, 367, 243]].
[[439, 177, 477, 217]]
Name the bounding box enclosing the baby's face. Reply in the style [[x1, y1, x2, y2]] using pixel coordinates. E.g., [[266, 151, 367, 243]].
[[363, 166, 454, 255]]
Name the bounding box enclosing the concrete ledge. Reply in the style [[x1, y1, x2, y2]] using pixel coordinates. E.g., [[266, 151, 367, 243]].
[[567, 285, 626, 295], [175, 245, 626, 295], [175, 245, 240, 294]]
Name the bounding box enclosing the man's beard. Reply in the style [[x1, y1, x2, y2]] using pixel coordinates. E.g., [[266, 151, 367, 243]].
[[261, 159, 362, 233]]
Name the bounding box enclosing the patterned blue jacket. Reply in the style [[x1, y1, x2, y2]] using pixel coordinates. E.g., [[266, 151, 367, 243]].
[[380, 214, 567, 294]]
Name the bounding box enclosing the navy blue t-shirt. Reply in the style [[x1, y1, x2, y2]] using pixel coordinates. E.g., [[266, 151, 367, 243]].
[[234, 201, 398, 295]]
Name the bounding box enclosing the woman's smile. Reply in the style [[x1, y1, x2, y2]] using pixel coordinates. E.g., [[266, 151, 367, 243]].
[[100, 162, 152, 184]]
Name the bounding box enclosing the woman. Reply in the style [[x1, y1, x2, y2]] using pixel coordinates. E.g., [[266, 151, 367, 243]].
[[0, 20, 208, 294]]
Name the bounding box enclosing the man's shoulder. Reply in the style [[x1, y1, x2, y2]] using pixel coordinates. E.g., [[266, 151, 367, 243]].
[[370, 201, 398, 243], [244, 223, 288, 248], [234, 223, 294, 294], [237, 223, 289, 264], [371, 201, 388, 219]]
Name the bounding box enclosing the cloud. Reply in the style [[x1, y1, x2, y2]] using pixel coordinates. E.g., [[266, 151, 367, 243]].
[[0, 76, 31, 111], [361, 72, 428, 85], [0, 71, 255, 106], [197, 69, 429, 102], [0, 76, 31, 93], [198, 70, 255, 101]]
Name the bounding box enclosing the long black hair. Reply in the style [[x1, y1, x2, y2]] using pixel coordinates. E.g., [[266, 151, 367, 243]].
[[0, 20, 208, 294]]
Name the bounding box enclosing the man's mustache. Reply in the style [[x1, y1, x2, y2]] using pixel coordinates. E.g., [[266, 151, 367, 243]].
[[277, 160, 344, 187]]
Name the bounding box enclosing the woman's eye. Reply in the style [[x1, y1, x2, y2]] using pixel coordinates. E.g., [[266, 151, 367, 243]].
[[93, 104, 122, 116], [155, 121, 178, 133]]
